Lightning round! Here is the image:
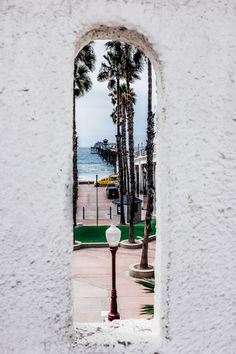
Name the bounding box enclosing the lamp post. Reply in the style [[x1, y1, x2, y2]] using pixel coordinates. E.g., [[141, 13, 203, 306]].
[[105, 225, 121, 321]]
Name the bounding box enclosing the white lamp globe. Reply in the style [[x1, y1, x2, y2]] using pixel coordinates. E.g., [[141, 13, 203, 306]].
[[105, 225, 121, 247]]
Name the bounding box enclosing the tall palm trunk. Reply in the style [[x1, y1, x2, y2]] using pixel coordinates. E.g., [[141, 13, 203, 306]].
[[126, 135, 130, 195], [116, 79, 125, 225], [126, 65, 135, 243], [121, 98, 128, 195], [72, 74, 78, 235], [140, 59, 155, 269]]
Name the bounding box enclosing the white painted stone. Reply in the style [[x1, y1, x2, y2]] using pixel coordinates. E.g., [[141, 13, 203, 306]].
[[0, 1, 236, 353]]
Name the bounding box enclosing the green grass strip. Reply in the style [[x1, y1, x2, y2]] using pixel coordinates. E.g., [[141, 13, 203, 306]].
[[74, 218, 156, 243]]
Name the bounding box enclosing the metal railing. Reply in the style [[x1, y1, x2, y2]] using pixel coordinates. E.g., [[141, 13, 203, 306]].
[[134, 148, 147, 158], [78, 206, 112, 221]]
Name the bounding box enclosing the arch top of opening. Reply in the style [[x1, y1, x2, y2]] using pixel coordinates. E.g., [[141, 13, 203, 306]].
[[74, 25, 159, 67]]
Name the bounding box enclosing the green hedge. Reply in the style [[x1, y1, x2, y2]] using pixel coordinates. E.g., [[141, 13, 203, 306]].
[[74, 219, 156, 243]]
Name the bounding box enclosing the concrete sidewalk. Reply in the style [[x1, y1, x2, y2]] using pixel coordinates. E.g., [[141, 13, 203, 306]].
[[77, 184, 148, 225], [72, 241, 155, 323]]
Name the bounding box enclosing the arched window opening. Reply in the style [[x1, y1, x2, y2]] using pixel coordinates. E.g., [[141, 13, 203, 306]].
[[72, 28, 160, 326]]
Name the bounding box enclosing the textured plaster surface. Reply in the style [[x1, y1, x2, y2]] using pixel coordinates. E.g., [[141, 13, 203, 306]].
[[1, 0, 236, 353]]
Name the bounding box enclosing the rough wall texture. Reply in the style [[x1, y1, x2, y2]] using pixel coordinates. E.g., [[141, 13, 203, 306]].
[[0, 0, 236, 353]]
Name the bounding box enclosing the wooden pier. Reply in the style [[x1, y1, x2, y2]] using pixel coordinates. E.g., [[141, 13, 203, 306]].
[[90, 146, 98, 154], [90, 139, 117, 168]]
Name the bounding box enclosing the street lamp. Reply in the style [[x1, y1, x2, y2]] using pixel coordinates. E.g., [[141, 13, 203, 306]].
[[105, 225, 121, 321]]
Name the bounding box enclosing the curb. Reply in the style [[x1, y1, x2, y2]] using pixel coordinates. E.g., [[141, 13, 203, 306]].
[[73, 234, 156, 250], [120, 239, 143, 249], [129, 263, 155, 278]]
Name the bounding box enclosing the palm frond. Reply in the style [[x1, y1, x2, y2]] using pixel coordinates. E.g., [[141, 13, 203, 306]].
[[133, 49, 145, 70], [75, 42, 96, 72], [136, 278, 155, 317], [74, 42, 96, 97], [74, 64, 92, 97], [107, 78, 116, 91], [130, 72, 141, 82], [110, 109, 117, 124], [139, 304, 154, 316], [75, 63, 89, 77], [105, 41, 123, 53], [135, 278, 155, 293], [97, 69, 109, 82]]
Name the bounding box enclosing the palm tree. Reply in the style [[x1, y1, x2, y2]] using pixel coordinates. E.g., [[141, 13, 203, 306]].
[[123, 43, 144, 243], [120, 84, 128, 195], [120, 83, 136, 195], [109, 83, 136, 195], [108, 85, 127, 193], [140, 58, 155, 269], [97, 46, 126, 225], [104, 41, 144, 239], [73, 43, 95, 232]]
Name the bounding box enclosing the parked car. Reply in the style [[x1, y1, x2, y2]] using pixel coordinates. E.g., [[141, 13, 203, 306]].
[[95, 174, 119, 187], [106, 182, 119, 199]]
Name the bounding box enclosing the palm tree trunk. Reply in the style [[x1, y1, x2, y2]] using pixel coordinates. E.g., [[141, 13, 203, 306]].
[[124, 102, 130, 195], [116, 79, 125, 225], [121, 100, 127, 195], [126, 69, 135, 243], [72, 78, 78, 237], [126, 143, 130, 195], [140, 58, 155, 269]]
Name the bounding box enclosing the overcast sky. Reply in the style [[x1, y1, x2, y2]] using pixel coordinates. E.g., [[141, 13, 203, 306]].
[[76, 40, 157, 147]]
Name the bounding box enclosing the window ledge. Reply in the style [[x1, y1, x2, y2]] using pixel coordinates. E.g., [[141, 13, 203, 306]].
[[73, 318, 160, 353]]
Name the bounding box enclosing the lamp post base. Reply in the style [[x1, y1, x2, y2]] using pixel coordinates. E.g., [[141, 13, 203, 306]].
[[108, 311, 120, 321]]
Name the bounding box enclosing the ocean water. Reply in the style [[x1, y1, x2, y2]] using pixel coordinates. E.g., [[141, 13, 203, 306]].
[[77, 147, 115, 182]]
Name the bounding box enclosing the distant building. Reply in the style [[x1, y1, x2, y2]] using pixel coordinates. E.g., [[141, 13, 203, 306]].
[[134, 146, 157, 196]]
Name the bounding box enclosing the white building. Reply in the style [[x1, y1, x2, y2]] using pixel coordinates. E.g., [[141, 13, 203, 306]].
[[134, 146, 157, 196]]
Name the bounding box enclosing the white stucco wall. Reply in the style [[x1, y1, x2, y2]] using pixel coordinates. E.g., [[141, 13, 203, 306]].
[[1, 0, 236, 353]]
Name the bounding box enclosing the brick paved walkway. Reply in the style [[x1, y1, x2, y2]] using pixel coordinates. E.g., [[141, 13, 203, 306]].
[[72, 241, 155, 323]]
